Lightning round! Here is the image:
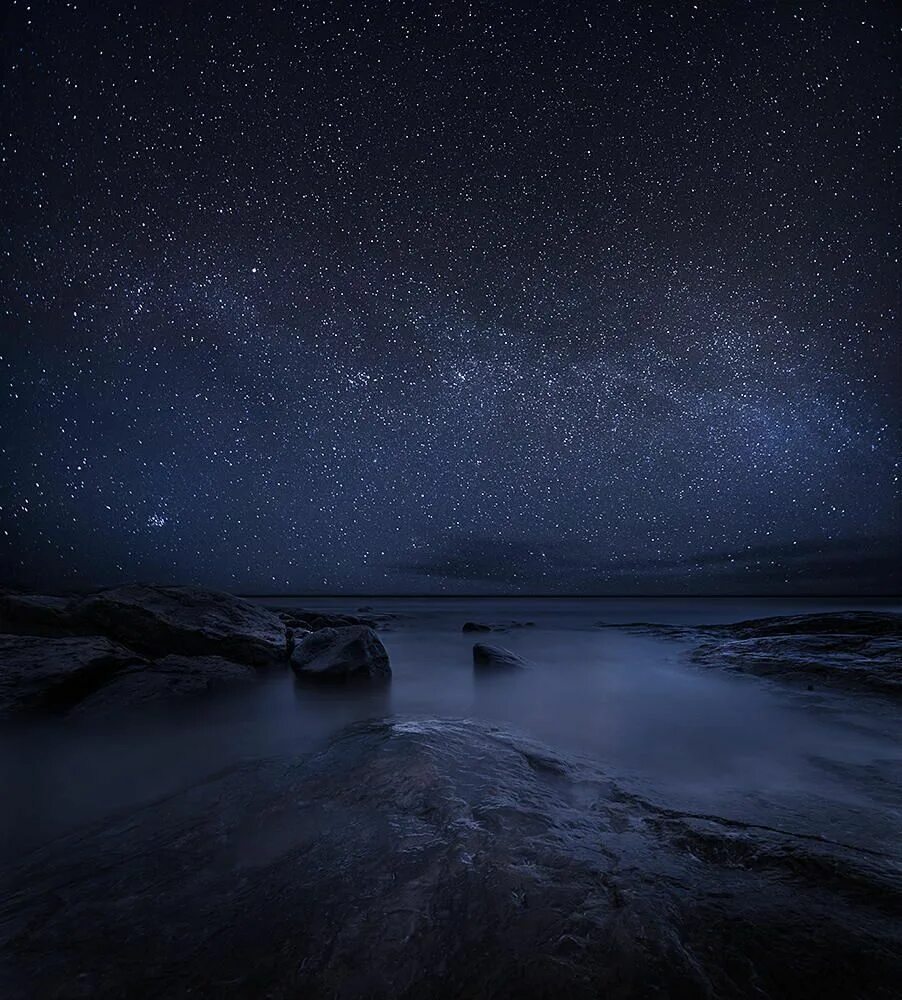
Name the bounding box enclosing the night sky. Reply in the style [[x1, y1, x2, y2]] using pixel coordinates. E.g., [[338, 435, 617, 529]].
[[1, 1, 899, 594]]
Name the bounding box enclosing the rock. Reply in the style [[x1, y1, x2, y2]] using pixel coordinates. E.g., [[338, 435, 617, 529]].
[[0, 592, 76, 637], [462, 621, 492, 633], [1, 719, 899, 999], [473, 642, 526, 669], [71, 585, 287, 665], [290, 625, 391, 681], [276, 608, 371, 629], [722, 611, 902, 640], [0, 635, 144, 717], [70, 655, 256, 717], [692, 632, 902, 696], [610, 612, 902, 697]]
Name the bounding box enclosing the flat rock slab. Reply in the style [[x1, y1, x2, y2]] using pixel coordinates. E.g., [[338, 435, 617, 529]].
[[692, 632, 902, 695], [0, 635, 144, 717], [71, 585, 287, 665], [473, 642, 527, 669], [609, 612, 902, 697], [0, 719, 898, 999], [291, 625, 390, 681]]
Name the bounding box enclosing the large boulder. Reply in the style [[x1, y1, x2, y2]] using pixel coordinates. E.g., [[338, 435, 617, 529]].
[[71, 585, 287, 665], [290, 625, 390, 681], [1, 719, 899, 999], [0, 635, 144, 717], [472, 642, 526, 670], [70, 655, 256, 717]]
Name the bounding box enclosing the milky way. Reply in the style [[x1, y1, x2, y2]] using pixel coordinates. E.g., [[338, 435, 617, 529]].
[[1, 1, 899, 593]]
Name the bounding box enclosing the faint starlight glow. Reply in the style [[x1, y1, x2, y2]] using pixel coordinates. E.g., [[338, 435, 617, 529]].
[[0, 1, 898, 594]]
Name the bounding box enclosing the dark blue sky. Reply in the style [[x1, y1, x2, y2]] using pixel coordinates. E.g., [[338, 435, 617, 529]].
[[1, 1, 899, 594]]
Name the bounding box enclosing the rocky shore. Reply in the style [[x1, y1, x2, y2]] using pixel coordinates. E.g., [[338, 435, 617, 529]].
[[0, 585, 392, 718], [599, 610, 902, 697], [1, 589, 901, 997]]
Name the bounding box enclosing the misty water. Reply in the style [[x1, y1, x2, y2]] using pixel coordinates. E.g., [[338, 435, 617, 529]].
[[2, 597, 900, 864]]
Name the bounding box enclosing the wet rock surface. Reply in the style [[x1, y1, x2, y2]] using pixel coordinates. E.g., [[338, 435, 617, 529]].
[[0, 635, 145, 718], [0, 718, 898, 999], [473, 642, 527, 670], [604, 611, 902, 696], [291, 625, 391, 681], [71, 585, 288, 665]]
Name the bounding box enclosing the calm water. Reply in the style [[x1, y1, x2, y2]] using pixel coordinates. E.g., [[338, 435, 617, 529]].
[[2, 597, 900, 862]]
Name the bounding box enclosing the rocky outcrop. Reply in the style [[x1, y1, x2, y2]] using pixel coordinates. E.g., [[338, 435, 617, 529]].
[[610, 611, 902, 696], [0, 635, 145, 717], [472, 642, 526, 670], [70, 655, 256, 717], [1, 718, 898, 999], [462, 621, 492, 633], [692, 631, 902, 695], [71, 585, 288, 665], [290, 625, 391, 681]]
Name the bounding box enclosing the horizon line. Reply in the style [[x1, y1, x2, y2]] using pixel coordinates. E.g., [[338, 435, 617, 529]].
[[237, 592, 902, 600]]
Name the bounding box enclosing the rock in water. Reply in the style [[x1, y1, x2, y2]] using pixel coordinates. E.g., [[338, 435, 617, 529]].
[[290, 625, 390, 681], [473, 642, 526, 669], [462, 621, 492, 633], [0, 635, 144, 717], [71, 584, 287, 665]]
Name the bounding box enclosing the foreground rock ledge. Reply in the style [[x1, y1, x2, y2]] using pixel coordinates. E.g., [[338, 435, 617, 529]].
[[0, 718, 898, 999]]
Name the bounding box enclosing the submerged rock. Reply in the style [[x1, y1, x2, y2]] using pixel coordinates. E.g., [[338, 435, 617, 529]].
[[0, 635, 144, 717], [70, 655, 256, 717], [462, 621, 492, 633], [1, 718, 898, 999], [473, 642, 526, 669], [71, 585, 288, 665], [290, 625, 391, 681]]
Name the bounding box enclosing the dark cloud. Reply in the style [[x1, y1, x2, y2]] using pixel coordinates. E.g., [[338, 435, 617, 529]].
[[396, 534, 902, 595]]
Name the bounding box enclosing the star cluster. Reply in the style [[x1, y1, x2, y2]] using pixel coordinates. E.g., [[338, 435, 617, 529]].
[[1, 1, 899, 593]]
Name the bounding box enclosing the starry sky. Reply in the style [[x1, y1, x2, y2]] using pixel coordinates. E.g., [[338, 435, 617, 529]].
[[1, 1, 899, 595]]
